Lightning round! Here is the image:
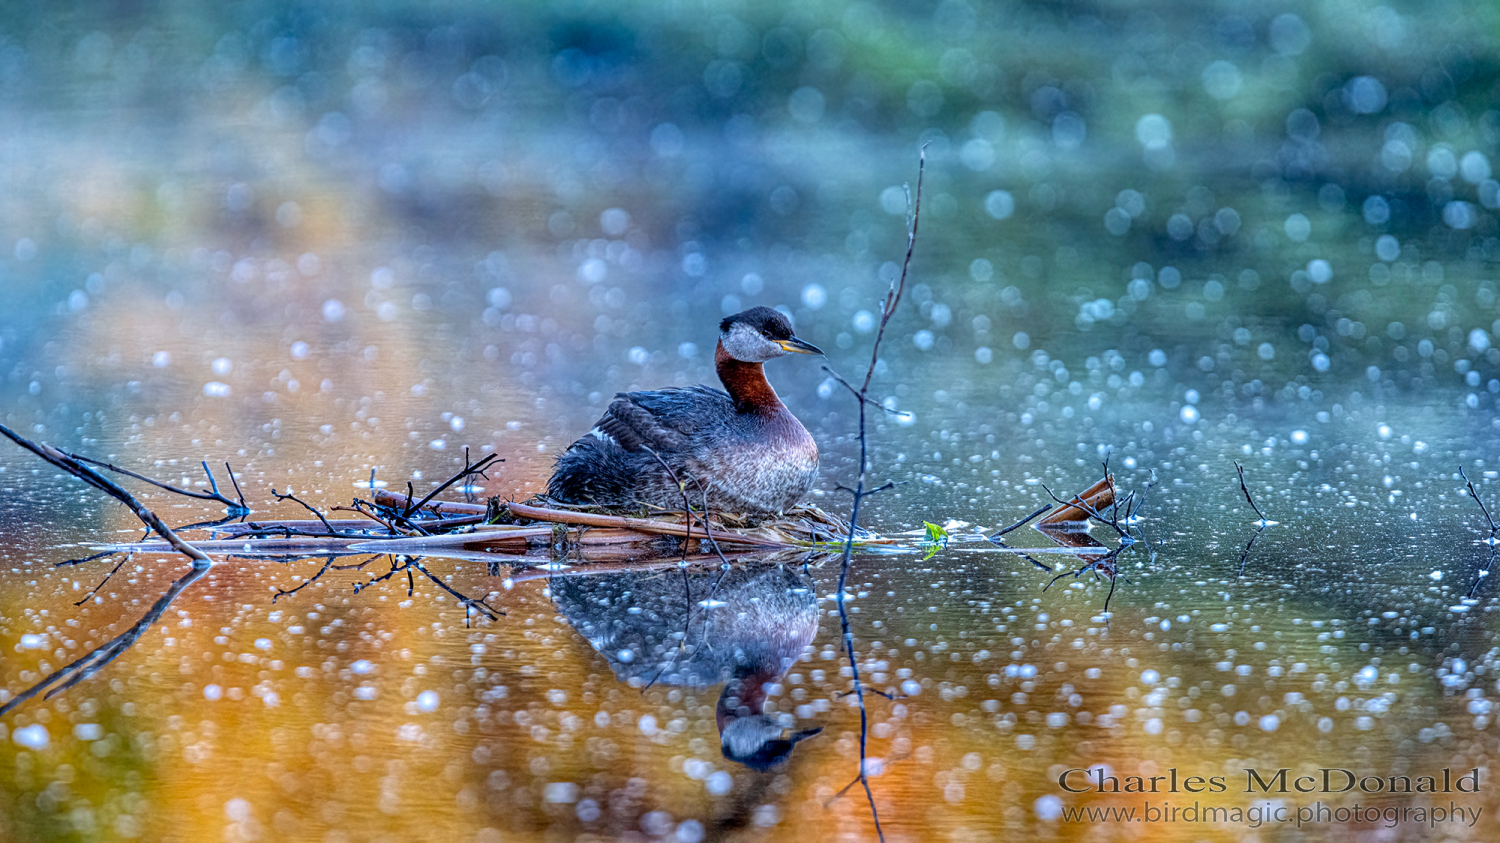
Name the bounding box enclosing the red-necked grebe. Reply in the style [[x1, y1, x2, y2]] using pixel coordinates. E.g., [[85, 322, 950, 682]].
[[547, 306, 821, 514]]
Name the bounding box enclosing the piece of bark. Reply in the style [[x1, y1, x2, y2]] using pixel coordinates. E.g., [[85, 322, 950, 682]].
[[1037, 476, 1115, 526]]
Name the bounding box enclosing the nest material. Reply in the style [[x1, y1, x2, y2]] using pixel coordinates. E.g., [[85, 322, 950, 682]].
[[373, 489, 880, 550], [97, 486, 886, 559]]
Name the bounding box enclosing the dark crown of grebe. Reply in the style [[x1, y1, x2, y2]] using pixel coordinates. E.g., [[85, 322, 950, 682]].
[[717, 306, 822, 362]]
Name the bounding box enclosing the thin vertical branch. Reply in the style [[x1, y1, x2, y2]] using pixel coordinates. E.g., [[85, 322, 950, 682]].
[[827, 147, 926, 842]]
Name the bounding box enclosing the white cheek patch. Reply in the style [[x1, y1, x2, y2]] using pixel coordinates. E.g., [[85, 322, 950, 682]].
[[723, 323, 779, 362]]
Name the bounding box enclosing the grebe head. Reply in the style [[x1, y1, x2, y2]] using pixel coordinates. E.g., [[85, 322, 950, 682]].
[[719, 306, 822, 362]]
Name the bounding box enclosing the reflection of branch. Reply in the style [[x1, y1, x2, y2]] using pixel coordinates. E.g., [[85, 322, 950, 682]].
[[271, 554, 378, 602], [1236, 526, 1265, 576], [350, 556, 504, 624], [1045, 547, 1127, 614], [0, 422, 211, 715], [1, 565, 208, 716], [1468, 546, 1498, 599], [75, 554, 131, 606]]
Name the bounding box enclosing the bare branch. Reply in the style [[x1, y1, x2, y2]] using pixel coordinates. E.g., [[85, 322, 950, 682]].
[[403, 449, 502, 518], [1234, 461, 1271, 524], [989, 504, 1053, 539], [1460, 466, 1498, 533], [271, 488, 342, 535], [62, 452, 247, 511], [0, 423, 210, 567]]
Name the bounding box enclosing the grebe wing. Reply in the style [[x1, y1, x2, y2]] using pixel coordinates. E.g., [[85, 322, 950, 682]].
[[594, 386, 732, 451]]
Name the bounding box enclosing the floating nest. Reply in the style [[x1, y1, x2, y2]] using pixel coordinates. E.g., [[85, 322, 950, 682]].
[[102, 486, 891, 560]]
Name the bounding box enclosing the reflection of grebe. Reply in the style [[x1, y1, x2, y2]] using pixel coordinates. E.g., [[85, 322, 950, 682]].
[[546, 307, 822, 515], [550, 562, 822, 769]]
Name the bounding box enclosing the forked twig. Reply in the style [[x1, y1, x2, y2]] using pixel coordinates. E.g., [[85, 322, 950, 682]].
[[402, 449, 502, 518], [67, 453, 248, 512], [272, 488, 342, 535]]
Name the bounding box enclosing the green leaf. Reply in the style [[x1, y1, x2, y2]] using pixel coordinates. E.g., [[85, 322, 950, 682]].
[[922, 521, 948, 560]]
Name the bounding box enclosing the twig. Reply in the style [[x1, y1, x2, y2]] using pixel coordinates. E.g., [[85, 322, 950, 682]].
[[1128, 470, 1158, 520], [1234, 461, 1271, 525], [224, 462, 248, 510], [63, 452, 248, 512], [332, 502, 407, 535], [1460, 466, 1498, 533], [640, 445, 730, 566], [818, 367, 909, 416], [402, 449, 502, 518], [271, 488, 342, 535], [989, 504, 1052, 539]]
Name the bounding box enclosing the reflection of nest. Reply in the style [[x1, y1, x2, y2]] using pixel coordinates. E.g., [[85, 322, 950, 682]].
[[550, 563, 818, 687]]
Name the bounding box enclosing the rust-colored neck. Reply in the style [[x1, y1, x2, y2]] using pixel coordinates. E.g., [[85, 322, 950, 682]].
[[716, 340, 783, 414]]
